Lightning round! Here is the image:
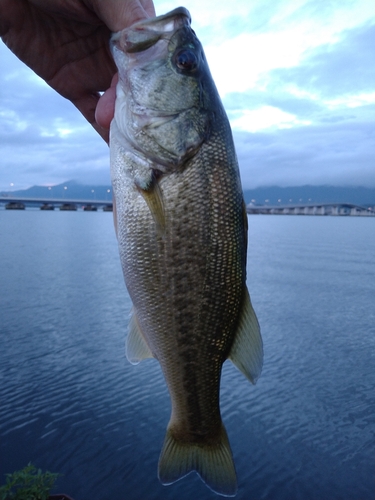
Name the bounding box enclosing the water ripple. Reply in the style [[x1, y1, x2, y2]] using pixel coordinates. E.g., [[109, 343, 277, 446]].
[[1, 213, 374, 499]]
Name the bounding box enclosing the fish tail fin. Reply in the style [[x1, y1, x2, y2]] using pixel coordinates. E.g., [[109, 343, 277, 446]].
[[158, 424, 237, 497]]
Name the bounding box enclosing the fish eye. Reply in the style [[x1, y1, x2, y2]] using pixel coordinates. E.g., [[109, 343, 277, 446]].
[[174, 49, 198, 72]]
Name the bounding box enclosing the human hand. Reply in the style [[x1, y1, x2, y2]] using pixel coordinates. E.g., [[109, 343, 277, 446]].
[[0, 0, 155, 143]]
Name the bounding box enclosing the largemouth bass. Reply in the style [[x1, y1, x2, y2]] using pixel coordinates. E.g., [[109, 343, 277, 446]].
[[110, 7, 263, 497]]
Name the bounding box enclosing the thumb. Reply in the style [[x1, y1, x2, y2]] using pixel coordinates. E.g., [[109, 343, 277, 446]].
[[88, 0, 156, 32]]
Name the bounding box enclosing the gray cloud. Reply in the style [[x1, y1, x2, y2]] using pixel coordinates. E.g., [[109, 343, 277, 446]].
[[0, 43, 110, 190], [224, 23, 375, 122], [235, 116, 375, 188], [224, 90, 325, 122], [270, 23, 375, 98], [1, 5, 374, 191], [222, 22, 375, 188]]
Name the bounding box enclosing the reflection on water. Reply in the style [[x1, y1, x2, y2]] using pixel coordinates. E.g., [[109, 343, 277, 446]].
[[0, 211, 374, 499]]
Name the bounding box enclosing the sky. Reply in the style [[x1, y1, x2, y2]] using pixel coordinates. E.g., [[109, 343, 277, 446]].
[[1, 0, 374, 191]]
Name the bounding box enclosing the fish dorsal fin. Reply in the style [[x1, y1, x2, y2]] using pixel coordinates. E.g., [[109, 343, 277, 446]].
[[135, 170, 166, 236], [126, 310, 154, 364], [228, 287, 263, 384]]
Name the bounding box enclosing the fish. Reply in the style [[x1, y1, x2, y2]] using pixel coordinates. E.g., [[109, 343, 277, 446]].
[[109, 7, 263, 497]]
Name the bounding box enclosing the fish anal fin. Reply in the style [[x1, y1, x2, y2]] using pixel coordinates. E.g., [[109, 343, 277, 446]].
[[135, 169, 165, 236], [229, 287, 263, 384], [158, 424, 237, 497], [126, 310, 154, 364]]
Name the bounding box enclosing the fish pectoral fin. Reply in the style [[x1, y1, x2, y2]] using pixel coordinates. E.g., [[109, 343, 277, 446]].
[[126, 310, 154, 364], [228, 287, 263, 384], [158, 424, 237, 497], [135, 170, 166, 236]]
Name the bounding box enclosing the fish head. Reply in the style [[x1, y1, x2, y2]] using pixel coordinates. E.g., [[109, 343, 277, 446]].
[[110, 7, 216, 170]]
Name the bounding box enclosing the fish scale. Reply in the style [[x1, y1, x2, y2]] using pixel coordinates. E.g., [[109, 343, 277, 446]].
[[110, 7, 263, 497]]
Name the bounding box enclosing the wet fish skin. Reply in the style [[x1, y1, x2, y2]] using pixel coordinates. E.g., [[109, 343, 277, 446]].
[[110, 7, 263, 497]]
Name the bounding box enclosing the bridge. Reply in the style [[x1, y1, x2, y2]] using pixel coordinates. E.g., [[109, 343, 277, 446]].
[[246, 202, 374, 216], [1, 196, 374, 216], [0, 195, 113, 211]]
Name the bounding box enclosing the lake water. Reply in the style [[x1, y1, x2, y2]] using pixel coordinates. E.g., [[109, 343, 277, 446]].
[[0, 210, 374, 500]]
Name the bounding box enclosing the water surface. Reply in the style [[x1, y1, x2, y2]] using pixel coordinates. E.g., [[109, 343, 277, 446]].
[[1, 211, 374, 499]]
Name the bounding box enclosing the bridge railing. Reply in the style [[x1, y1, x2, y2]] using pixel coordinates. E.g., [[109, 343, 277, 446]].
[[246, 202, 374, 216]]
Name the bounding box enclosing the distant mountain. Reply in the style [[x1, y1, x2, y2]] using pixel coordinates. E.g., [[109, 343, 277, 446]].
[[243, 185, 375, 207], [0, 180, 113, 201], [2, 181, 374, 207]]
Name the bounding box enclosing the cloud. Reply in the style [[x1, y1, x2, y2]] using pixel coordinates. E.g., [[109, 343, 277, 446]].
[[229, 106, 312, 132], [223, 22, 375, 128], [268, 23, 375, 100], [217, 20, 375, 189], [234, 115, 375, 188], [0, 43, 110, 190], [0, 0, 374, 191], [194, 0, 375, 94]]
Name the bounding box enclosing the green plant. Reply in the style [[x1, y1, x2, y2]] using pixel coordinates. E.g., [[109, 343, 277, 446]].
[[0, 463, 60, 500]]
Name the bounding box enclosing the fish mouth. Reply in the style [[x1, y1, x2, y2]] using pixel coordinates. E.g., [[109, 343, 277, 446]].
[[111, 7, 191, 54], [127, 7, 191, 31]]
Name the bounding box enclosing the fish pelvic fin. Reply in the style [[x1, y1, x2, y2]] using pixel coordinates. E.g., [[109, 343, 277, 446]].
[[126, 310, 154, 364], [135, 169, 166, 237], [229, 287, 263, 384], [158, 424, 237, 497]]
